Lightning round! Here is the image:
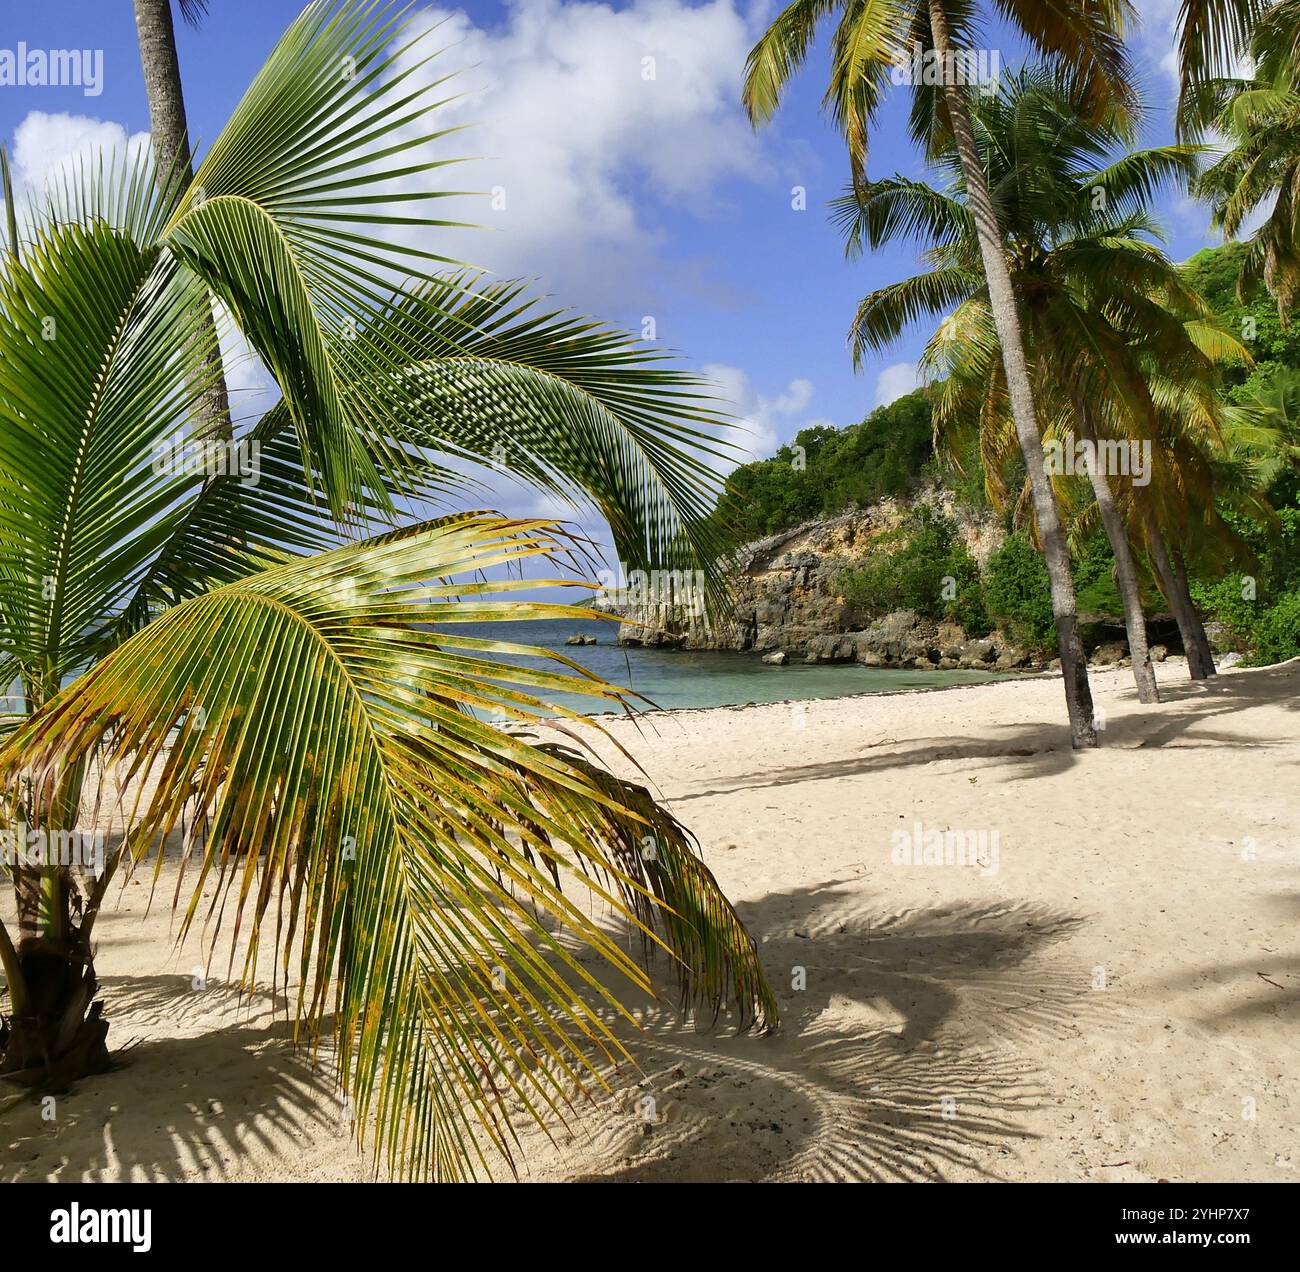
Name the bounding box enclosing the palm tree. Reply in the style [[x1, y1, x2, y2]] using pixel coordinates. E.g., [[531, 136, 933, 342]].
[[1190, 1, 1300, 318], [132, 0, 234, 443], [133, 0, 209, 181], [0, 1, 773, 1180], [836, 66, 1243, 696], [743, 0, 1137, 747], [1226, 365, 1300, 479]]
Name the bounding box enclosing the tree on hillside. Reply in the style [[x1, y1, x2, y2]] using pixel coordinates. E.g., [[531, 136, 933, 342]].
[[836, 65, 1247, 695], [743, 0, 1139, 747], [715, 389, 935, 540]]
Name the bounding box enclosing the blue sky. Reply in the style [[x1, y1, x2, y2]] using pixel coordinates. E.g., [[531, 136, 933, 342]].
[[0, 0, 1219, 551]]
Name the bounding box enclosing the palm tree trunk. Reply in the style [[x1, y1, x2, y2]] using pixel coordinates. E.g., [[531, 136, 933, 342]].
[[132, 0, 232, 443], [1074, 404, 1159, 703], [2, 715, 110, 1085], [928, 1, 1096, 747], [1147, 522, 1215, 679], [1173, 546, 1217, 676]]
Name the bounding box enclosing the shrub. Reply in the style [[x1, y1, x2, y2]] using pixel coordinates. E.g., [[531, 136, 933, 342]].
[[1071, 532, 1124, 618], [982, 531, 1056, 651], [839, 506, 990, 635], [1196, 574, 1300, 665], [1192, 488, 1300, 664]]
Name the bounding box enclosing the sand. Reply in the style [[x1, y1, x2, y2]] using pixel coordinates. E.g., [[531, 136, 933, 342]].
[[3, 658, 1298, 1182]]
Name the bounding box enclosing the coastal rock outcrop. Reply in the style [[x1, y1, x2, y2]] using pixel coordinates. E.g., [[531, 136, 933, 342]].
[[598, 488, 1047, 671]]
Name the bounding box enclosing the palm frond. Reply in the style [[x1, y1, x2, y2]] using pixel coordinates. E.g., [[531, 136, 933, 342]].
[[0, 220, 217, 700], [0, 514, 774, 1180], [848, 266, 982, 363], [357, 275, 739, 608], [160, 0, 477, 521]]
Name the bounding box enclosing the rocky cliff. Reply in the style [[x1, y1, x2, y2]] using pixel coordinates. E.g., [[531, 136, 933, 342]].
[[599, 487, 1058, 671]]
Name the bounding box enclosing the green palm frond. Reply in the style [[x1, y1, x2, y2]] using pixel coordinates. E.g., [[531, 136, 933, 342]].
[[825, 0, 911, 184], [354, 274, 739, 605], [831, 175, 973, 259], [848, 267, 982, 363], [158, 1, 477, 520], [0, 514, 774, 1180], [178, 0, 211, 28], [1190, 8, 1300, 317], [994, 0, 1137, 117], [744, 0, 911, 185], [0, 219, 218, 701], [742, 0, 850, 126], [1080, 143, 1203, 223], [1174, 0, 1270, 127]]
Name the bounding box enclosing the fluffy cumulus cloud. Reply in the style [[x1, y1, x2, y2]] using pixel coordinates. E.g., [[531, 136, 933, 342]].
[[393, 0, 766, 309], [701, 362, 834, 466], [1, 110, 150, 227], [872, 360, 922, 407], [1, 112, 278, 425], [10, 110, 149, 189]]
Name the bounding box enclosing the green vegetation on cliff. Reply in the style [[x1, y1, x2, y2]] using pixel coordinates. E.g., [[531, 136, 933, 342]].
[[839, 506, 990, 636], [715, 389, 935, 542], [713, 243, 1300, 665]]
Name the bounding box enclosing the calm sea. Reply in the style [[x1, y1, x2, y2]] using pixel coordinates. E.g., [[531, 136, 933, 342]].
[[445, 617, 1002, 716]]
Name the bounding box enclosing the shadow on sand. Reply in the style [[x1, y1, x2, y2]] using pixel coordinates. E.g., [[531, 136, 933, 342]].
[[2, 882, 1105, 1183], [671, 661, 1300, 802], [1, 974, 351, 1183], [543, 883, 1103, 1182]]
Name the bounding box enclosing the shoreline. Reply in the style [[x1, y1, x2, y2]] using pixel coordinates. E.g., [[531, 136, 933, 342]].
[[584, 660, 1066, 721], [582, 653, 1225, 721]]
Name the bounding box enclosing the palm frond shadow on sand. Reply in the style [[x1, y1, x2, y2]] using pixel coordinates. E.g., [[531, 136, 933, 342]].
[[514, 884, 1105, 1182], [1, 883, 1100, 1182], [0, 960, 362, 1182]]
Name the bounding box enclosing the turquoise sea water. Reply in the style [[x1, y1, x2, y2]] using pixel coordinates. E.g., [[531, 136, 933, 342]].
[[443, 617, 1004, 715]]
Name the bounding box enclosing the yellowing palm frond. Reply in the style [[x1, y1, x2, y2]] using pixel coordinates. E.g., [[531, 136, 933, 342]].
[[0, 514, 774, 1180]]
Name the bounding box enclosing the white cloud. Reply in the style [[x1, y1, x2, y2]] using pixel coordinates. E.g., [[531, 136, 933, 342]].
[[701, 362, 833, 466], [392, 0, 767, 310], [0, 112, 280, 427], [2, 111, 150, 226], [873, 361, 922, 407], [1128, 0, 1186, 87]]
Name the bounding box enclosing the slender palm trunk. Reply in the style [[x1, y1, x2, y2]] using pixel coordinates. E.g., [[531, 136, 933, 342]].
[[1074, 405, 1159, 703], [1147, 524, 1215, 679], [1173, 547, 1217, 676], [928, 2, 1096, 746], [132, 0, 232, 443]]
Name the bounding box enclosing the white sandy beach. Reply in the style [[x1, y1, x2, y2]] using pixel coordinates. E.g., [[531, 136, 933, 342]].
[[3, 659, 1298, 1183]]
